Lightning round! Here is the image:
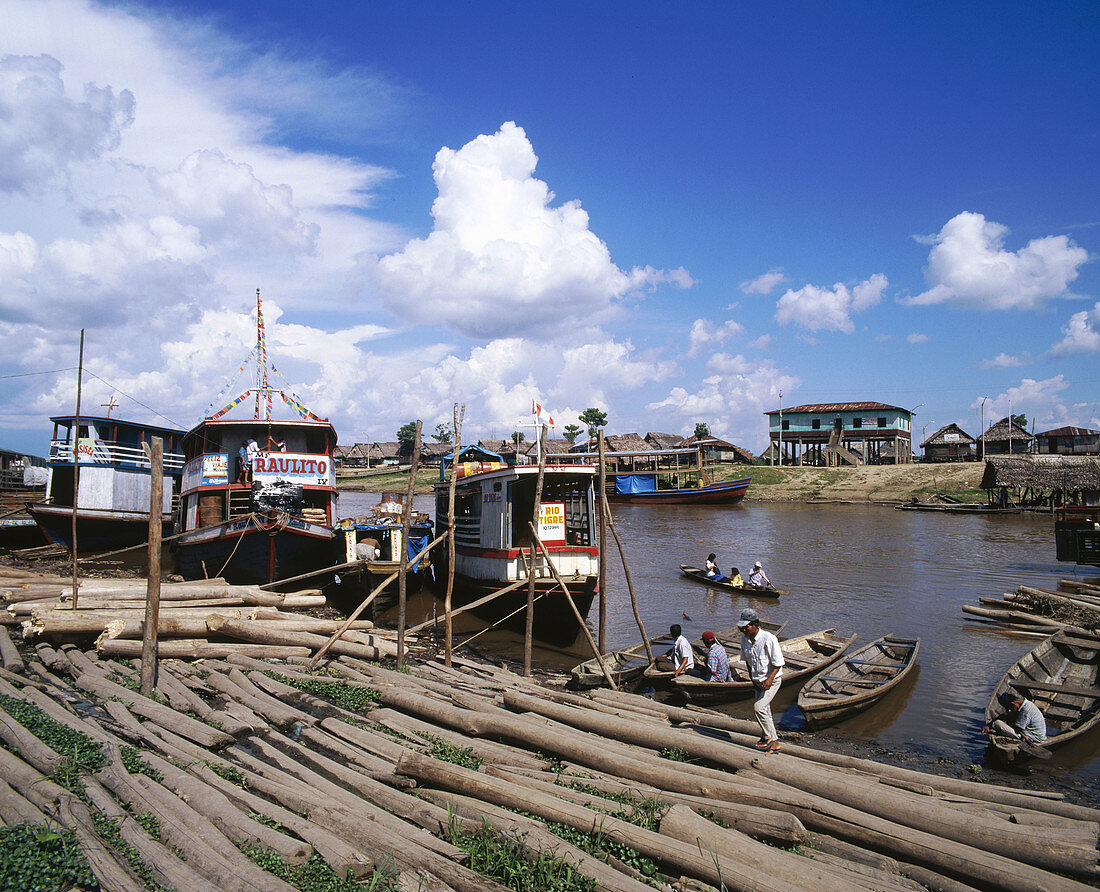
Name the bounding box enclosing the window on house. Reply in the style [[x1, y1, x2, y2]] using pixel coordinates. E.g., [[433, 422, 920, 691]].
[[811, 419, 820, 430], [877, 417, 887, 428], [781, 420, 789, 431], [852, 418, 862, 429]]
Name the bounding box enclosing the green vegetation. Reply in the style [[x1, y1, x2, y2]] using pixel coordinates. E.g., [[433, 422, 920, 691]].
[[120, 746, 163, 782], [206, 761, 249, 787], [239, 845, 398, 892], [0, 694, 105, 796], [396, 421, 418, 447], [658, 747, 698, 764], [88, 811, 157, 888], [263, 671, 380, 713], [694, 422, 710, 438], [425, 737, 484, 770], [0, 823, 96, 892], [579, 408, 607, 440], [448, 820, 597, 892]]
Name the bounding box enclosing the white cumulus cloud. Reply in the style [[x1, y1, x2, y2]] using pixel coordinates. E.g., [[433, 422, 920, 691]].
[[375, 122, 692, 339], [686, 318, 744, 358], [907, 333, 929, 344], [1049, 303, 1100, 356], [740, 268, 787, 295], [905, 212, 1088, 310], [774, 274, 887, 333], [980, 352, 1031, 369]]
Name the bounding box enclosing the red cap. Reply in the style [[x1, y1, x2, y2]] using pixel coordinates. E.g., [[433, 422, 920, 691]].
[[701, 630, 716, 642]]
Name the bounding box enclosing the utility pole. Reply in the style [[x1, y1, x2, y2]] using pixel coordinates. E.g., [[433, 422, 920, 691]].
[[979, 398, 987, 461], [777, 389, 783, 467]]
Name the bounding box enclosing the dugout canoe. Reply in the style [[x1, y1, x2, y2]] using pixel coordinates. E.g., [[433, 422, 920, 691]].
[[679, 564, 786, 597], [669, 627, 854, 704], [797, 634, 919, 727], [569, 631, 678, 689], [641, 621, 786, 684], [984, 629, 1100, 766]]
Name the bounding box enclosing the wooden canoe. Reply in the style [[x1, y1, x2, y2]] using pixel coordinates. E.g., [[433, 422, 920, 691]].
[[679, 564, 785, 597], [641, 622, 786, 684], [671, 628, 856, 704], [797, 634, 919, 727], [984, 629, 1100, 765], [568, 632, 677, 689]]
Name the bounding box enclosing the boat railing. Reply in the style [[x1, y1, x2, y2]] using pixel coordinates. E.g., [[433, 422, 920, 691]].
[[49, 440, 186, 472], [453, 516, 480, 547]]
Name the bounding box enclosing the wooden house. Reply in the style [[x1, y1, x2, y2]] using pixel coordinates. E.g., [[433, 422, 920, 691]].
[[920, 424, 977, 462], [979, 418, 1033, 455], [980, 455, 1100, 509], [1036, 426, 1100, 456], [679, 435, 755, 464], [764, 401, 914, 466], [645, 432, 684, 450]]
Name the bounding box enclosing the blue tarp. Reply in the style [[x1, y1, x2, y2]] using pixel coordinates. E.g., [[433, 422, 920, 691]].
[[615, 474, 657, 495], [408, 533, 429, 571]]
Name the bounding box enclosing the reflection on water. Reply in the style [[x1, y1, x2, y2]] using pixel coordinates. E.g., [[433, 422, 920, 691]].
[[339, 490, 1100, 780]]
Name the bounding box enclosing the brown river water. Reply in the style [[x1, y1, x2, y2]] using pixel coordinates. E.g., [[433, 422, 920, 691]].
[[340, 491, 1100, 784]]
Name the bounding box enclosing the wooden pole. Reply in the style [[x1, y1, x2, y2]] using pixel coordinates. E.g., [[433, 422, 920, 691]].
[[397, 420, 421, 669], [445, 404, 464, 666], [71, 329, 84, 610], [528, 523, 617, 689], [601, 490, 652, 662], [523, 424, 548, 677], [139, 437, 163, 697], [597, 430, 607, 653]]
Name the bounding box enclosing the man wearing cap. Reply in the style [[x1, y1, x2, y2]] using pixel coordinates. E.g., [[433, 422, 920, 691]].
[[982, 692, 1047, 744], [701, 631, 732, 682], [747, 561, 771, 588], [737, 607, 784, 752]]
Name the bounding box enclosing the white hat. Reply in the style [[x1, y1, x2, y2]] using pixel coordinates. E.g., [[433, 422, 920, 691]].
[[753, 561, 762, 568]]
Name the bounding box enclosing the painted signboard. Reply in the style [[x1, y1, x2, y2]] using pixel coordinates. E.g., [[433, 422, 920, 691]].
[[252, 451, 335, 487], [182, 453, 230, 490], [537, 502, 567, 544]]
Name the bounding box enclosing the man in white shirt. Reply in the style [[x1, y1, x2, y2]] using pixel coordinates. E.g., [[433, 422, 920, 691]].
[[747, 561, 771, 588], [983, 692, 1047, 744], [738, 607, 784, 752], [660, 624, 700, 678]]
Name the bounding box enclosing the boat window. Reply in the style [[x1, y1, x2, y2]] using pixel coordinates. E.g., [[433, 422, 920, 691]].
[[453, 487, 481, 547]]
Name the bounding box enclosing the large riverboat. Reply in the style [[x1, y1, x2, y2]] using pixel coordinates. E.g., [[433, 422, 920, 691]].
[[433, 460, 599, 644], [28, 415, 184, 552], [175, 291, 339, 586], [578, 447, 750, 505]]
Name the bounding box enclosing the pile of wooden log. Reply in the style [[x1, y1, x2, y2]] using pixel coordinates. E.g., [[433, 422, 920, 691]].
[[963, 579, 1100, 636], [0, 633, 1097, 891], [0, 566, 398, 663]]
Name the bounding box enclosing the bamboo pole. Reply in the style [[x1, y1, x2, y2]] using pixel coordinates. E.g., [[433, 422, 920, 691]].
[[140, 436, 163, 697], [71, 329, 84, 608], [405, 577, 529, 635], [397, 420, 421, 668], [597, 429, 607, 652], [445, 403, 464, 666], [601, 489, 651, 662], [527, 523, 616, 689], [524, 424, 548, 676]]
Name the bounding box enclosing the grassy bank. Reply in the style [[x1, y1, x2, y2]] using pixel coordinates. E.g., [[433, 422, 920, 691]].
[[339, 461, 987, 504]]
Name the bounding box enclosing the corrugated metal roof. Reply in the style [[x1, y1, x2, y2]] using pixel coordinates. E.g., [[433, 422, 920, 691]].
[[1037, 426, 1100, 438], [763, 401, 906, 416]]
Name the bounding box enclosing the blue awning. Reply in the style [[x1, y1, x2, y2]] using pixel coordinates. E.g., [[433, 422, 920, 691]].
[[615, 474, 657, 494]]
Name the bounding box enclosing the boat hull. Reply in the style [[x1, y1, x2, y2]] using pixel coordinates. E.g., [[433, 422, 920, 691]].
[[679, 564, 783, 597], [798, 635, 919, 727], [29, 503, 171, 552], [984, 629, 1100, 765], [178, 515, 334, 586], [608, 477, 751, 505]]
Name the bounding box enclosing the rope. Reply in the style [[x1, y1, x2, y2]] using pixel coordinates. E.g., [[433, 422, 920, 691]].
[[455, 585, 559, 649], [210, 510, 289, 578]]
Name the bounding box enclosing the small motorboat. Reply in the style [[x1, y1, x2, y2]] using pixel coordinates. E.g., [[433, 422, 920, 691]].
[[671, 628, 856, 704], [679, 564, 785, 597], [984, 629, 1100, 766], [797, 634, 919, 727]]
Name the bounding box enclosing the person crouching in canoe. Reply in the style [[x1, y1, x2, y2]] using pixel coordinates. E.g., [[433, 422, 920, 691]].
[[700, 630, 732, 682], [704, 553, 726, 582], [657, 624, 702, 678], [983, 692, 1047, 746], [728, 567, 744, 588]]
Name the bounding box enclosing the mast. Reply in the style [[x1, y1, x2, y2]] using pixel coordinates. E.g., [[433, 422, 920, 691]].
[[254, 288, 272, 420]]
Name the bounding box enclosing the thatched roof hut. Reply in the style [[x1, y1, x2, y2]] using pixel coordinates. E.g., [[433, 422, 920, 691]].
[[980, 455, 1100, 508], [921, 423, 977, 462], [605, 433, 652, 453], [980, 418, 1033, 455], [645, 431, 684, 450]]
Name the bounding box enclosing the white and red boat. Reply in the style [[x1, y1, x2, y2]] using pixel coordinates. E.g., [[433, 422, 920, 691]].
[[433, 461, 599, 644]]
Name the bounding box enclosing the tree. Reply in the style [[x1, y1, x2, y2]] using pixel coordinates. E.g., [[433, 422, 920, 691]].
[[1010, 413, 1027, 429], [562, 424, 583, 444], [511, 431, 525, 445], [579, 408, 608, 440], [432, 423, 452, 444], [694, 422, 711, 439], [397, 421, 418, 446]]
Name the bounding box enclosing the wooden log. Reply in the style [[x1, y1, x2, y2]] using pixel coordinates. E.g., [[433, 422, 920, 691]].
[[0, 625, 24, 673], [82, 775, 225, 892], [74, 670, 234, 748], [208, 613, 396, 659], [660, 803, 908, 892], [141, 435, 163, 697], [501, 689, 1100, 880], [58, 794, 149, 892], [200, 666, 311, 728], [0, 707, 66, 774], [96, 638, 312, 660], [396, 750, 808, 892], [0, 774, 48, 825]]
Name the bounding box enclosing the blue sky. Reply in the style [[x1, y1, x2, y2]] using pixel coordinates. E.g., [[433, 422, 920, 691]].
[[1, 1, 1097, 455]]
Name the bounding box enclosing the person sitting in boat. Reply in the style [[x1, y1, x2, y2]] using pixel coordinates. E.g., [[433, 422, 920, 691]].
[[747, 561, 771, 588], [701, 630, 732, 682], [658, 624, 702, 678], [982, 692, 1047, 744], [729, 567, 744, 588], [704, 553, 726, 582]]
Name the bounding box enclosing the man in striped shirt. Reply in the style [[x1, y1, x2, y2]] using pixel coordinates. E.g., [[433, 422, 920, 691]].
[[701, 631, 732, 682]]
